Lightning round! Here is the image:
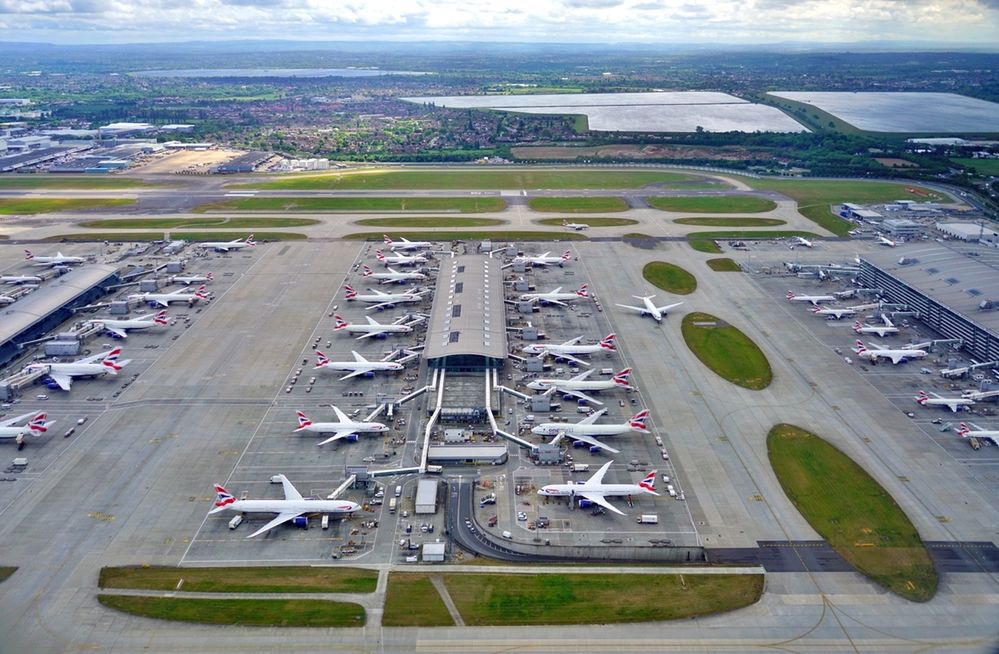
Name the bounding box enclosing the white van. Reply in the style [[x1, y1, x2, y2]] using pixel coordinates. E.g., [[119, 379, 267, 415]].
[[228, 515, 243, 530]]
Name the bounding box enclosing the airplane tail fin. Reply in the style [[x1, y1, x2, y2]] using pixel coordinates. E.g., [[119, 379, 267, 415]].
[[561, 219, 568, 226], [315, 351, 330, 368], [375, 249, 386, 261], [194, 284, 209, 300], [629, 410, 650, 431], [810, 306, 821, 314], [854, 339, 867, 354], [102, 359, 123, 373], [333, 314, 348, 330], [383, 234, 393, 247], [599, 333, 616, 351], [612, 368, 632, 386], [361, 264, 373, 276], [786, 291, 795, 301], [576, 283, 589, 298], [206, 272, 213, 282], [103, 347, 123, 362], [153, 310, 169, 325], [853, 321, 863, 332], [639, 471, 657, 492], [561, 250, 571, 261], [343, 285, 357, 300], [915, 390, 928, 405], [295, 410, 313, 431], [24, 249, 34, 260], [245, 234, 256, 247], [957, 422, 970, 437], [211, 484, 236, 512], [28, 413, 49, 433]]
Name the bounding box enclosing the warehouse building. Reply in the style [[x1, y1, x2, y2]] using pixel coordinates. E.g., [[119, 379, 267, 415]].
[[882, 218, 922, 238], [424, 255, 507, 371], [858, 246, 999, 362], [415, 479, 439, 514], [842, 203, 883, 222], [937, 222, 999, 245], [426, 445, 508, 466]]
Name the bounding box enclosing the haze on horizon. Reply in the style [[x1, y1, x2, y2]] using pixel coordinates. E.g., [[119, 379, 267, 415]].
[[0, 0, 997, 48]]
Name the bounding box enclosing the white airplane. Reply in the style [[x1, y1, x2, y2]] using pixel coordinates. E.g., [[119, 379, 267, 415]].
[[811, 306, 857, 320], [294, 408, 389, 446], [615, 295, 683, 323], [877, 235, 897, 248], [195, 234, 255, 252], [854, 339, 927, 365], [342, 284, 427, 311], [520, 284, 589, 307], [914, 390, 974, 413], [527, 368, 633, 405], [537, 461, 658, 516], [1, 275, 42, 285], [0, 412, 53, 449], [83, 309, 169, 339], [792, 236, 814, 248], [128, 284, 208, 308], [532, 409, 649, 454], [23, 347, 130, 391], [210, 474, 359, 539], [375, 249, 427, 267], [0, 295, 15, 305], [509, 250, 572, 268], [333, 314, 413, 340], [172, 272, 213, 286], [314, 350, 403, 381], [361, 264, 426, 285], [786, 291, 835, 305], [383, 235, 431, 251], [958, 422, 999, 446], [562, 219, 588, 231], [24, 249, 85, 267], [853, 315, 899, 338], [522, 333, 616, 367]]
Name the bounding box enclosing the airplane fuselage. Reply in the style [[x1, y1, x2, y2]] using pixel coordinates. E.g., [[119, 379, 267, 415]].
[[532, 422, 636, 438], [217, 498, 360, 516], [538, 481, 650, 498], [316, 361, 402, 375], [337, 324, 412, 336], [528, 378, 622, 392], [523, 343, 605, 357], [297, 421, 388, 434]]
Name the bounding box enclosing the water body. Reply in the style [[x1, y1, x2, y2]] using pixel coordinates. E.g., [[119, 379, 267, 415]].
[[133, 68, 429, 78]]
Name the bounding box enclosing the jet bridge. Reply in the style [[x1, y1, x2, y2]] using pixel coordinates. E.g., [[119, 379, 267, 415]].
[[0, 365, 51, 401]]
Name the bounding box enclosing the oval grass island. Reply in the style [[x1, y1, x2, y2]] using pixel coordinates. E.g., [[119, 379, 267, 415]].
[[680, 312, 772, 389], [642, 261, 697, 295], [767, 424, 937, 602]]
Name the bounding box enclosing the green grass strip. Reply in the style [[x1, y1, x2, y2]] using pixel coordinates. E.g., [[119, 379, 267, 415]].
[[344, 230, 585, 241], [0, 198, 134, 215], [237, 169, 697, 190], [382, 574, 456, 627], [99, 565, 377, 594], [647, 196, 777, 214], [0, 566, 16, 583], [0, 176, 148, 189], [195, 196, 506, 213], [79, 217, 319, 229], [706, 258, 742, 272], [528, 196, 629, 213], [681, 311, 772, 390], [354, 217, 504, 228], [98, 595, 365, 627], [767, 424, 937, 602], [643, 261, 697, 295], [952, 157, 999, 176], [537, 217, 638, 227], [687, 230, 822, 241], [45, 231, 307, 242], [674, 217, 786, 227], [688, 239, 722, 253]]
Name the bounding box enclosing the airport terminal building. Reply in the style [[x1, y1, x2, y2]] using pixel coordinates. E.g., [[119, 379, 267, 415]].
[[858, 245, 999, 362], [424, 255, 507, 371]]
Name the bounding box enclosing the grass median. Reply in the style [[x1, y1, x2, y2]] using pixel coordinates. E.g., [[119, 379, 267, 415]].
[[681, 312, 772, 390], [382, 573, 455, 626], [45, 231, 307, 242], [688, 230, 821, 242], [354, 217, 504, 228], [688, 238, 722, 253], [647, 196, 777, 214], [99, 565, 377, 594], [0, 198, 135, 215], [674, 217, 786, 227], [528, 196, 629, 213], [706, 258, 742, 272], [767, 423, 937, 602], [79, 217, 319, 229], [643, 261, 697, 295], [195, 196, 506, 213], [98, 595, 365, 627], [344, 230, 585, 242], [0, 176, 147, 189]]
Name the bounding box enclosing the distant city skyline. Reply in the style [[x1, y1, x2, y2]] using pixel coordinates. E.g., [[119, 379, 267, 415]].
[[0, 0, 997, 47]]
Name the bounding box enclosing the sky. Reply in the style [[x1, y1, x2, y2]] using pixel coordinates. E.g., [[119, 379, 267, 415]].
[[0, 0, 997, 47]]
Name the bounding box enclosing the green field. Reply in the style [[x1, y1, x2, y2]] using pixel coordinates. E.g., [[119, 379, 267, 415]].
[[46, 231, 307, 242], [99, 566, 377, 594], [748, 178, 950, 237], [97, 595, 365, 627], [687, 238, 722, 253], [952, 157, 999, 176], [344, 230, 585, 242], [196, 196, 507, 213], [647, 196, 777, 214], [0, 567, 16, 583], [80, 217, 319, 229], [354, 217, 504, 228], [537, 217, 638, 227], [239, 169, 698, 191], [382, 574, 456, 627], [687, 230, 822, 241], [0, 176, 147, 189], [706, 258, 742, 272], [527, 196, 629, 213], [674, 217, 786, 227], [767, 424, 937, 602], [681, 312, 772, 390], [643, 261, 697, 295], [414, 573, 763, 626], [0, 198, 135, 215]]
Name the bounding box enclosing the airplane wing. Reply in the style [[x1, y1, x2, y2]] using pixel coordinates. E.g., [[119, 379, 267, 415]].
[[946, 402, 960, 413], [615, 303, 646, 313], [354, 331, 381, 341], [153, 298, 170, 308], [364, 316, 383, 326], [558, 387, 603, 405], [104, 325, 128, 339], [0, 412, 35, 428], [570, 369, 595, 381], [246, 511, 302, 539], [331, 405, 349, 422], [562, 433, 619, 454], [279, 475, 303, 501], [578, 492, 625, 516], [889, 353, 905, 364], [214, 245, 232, 252], [317, 430, 359, 446], [577, 408, 608, 426], [48, 373, 73, 391], [655, 301, 684, 314], [586, 461, 614, 485], [351, 351, 368, 363], [541, 298, 569, 307], [338, 369, 371, 381], [552, 352, 590, 367], [560, 336, 584, 346]]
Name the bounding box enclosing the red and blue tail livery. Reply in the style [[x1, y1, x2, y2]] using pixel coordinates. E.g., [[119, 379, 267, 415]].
[[213, 484, 236, 507]]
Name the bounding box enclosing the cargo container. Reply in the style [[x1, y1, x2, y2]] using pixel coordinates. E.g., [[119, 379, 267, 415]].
[[636, 514, 659, 524]]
